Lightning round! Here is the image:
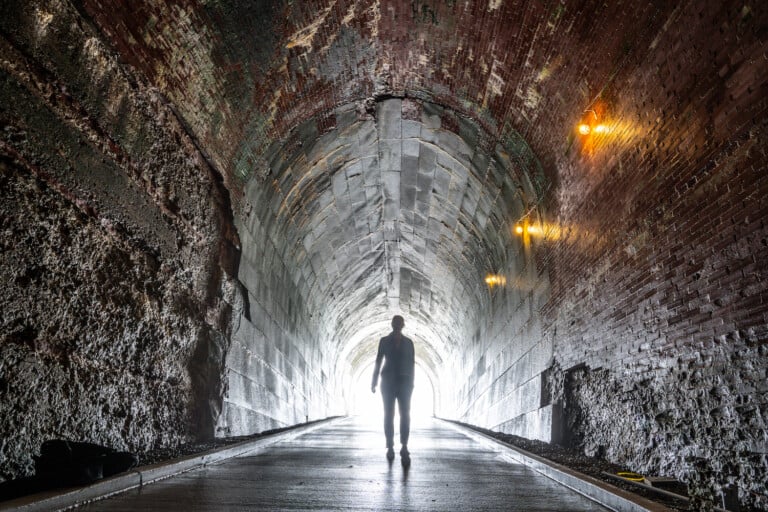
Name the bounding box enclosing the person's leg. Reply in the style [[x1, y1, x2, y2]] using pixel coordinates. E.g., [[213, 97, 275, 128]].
[[381, 382, 396, 454], [397, 382, 414, 450]]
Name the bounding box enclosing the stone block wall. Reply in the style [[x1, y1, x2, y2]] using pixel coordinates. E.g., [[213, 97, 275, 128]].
[[440, 148, 555, 441], [368, 98, 557, 442], [219, 96, 554, 437], [216, 215, 335, 435]]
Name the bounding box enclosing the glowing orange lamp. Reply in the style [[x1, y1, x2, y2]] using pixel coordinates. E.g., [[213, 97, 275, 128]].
[[577, 104, 611, 136]]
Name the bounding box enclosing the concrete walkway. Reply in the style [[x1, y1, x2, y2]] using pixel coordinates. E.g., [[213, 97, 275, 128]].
[[80, 417, 609, 511]]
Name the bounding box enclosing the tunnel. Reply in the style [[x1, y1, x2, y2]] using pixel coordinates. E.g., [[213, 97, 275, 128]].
[[0, 0, 766, 509]]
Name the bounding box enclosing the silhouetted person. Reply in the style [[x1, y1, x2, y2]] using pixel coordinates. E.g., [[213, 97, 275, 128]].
[[371, 315, 415, 464]]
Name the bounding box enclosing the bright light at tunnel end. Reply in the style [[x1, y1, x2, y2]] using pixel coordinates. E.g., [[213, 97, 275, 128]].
[[350, 364, 435, 426]]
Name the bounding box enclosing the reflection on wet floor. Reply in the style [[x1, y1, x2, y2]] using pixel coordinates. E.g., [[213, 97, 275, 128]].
[[81, 416, 609, 511]]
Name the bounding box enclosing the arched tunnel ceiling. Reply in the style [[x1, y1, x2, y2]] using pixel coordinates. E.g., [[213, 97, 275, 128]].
[[247, 101, 544, 382], [77, 0, 671, 188], [73, 0, 586, 376], [71, 0, 716, 376], [241, 97, 542, 379]]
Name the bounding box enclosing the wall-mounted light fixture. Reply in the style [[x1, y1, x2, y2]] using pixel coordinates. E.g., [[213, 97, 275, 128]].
[[485, 274, 506, 288], [514, 220, 563, 241], [574, 98, 617, 156], [577, 109, 612, 136], [514, 223, 542, 237]]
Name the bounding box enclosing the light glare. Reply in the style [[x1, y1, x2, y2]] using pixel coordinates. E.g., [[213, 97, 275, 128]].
[[526, 225, 541, 235], [485, 274, 506, 287], [593, 124, 610, 134]]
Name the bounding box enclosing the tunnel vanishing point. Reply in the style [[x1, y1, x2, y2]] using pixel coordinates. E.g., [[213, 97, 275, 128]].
[[0, 0, 766, 509]]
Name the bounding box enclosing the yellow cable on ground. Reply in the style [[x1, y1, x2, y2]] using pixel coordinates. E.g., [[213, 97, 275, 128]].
[[616, 471, 644, 482]]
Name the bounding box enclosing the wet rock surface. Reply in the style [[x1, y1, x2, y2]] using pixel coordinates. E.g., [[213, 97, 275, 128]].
[[0, 0, 239, 481], [555, 360, 768, 512], [0, 160, 194, 478]]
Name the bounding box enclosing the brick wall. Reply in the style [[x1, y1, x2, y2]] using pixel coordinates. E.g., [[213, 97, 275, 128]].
[[543, 105, 768, 509], [533, 2, 768, 508]]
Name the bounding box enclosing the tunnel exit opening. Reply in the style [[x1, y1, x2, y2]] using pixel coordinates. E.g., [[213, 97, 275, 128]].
[[349, 363, 436, 427]]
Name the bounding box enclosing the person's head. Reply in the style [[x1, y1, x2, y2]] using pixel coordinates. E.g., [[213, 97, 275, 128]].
[[391, 315, 405, 333]]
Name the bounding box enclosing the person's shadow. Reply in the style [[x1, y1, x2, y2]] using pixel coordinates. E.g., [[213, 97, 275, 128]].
[[386, 452, 410, 480]]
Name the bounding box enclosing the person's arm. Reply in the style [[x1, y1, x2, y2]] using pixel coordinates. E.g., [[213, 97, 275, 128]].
[[371, 339, 384, 393], [405, 338, 415, 385]]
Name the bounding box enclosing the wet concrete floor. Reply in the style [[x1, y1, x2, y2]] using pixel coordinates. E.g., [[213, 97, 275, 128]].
[[81, 416, 609, 511]]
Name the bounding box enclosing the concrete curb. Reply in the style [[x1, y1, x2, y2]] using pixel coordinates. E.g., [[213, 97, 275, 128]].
[[0, 416, 345, 512], [441, 420, 673, 512]]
